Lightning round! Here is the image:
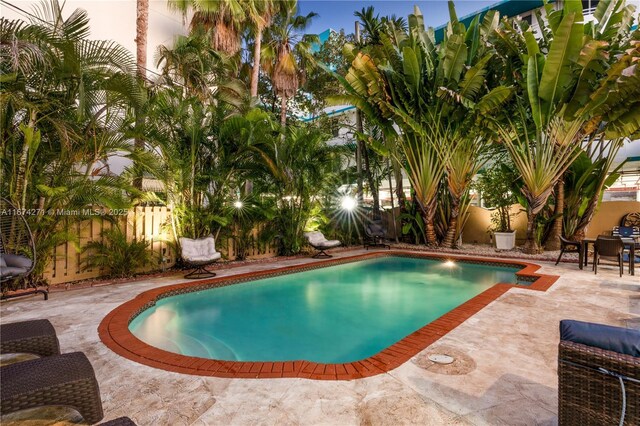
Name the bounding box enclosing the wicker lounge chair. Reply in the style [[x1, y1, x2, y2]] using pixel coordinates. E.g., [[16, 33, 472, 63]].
[[304, 231, 341, 258], [593, 235, 625, 276], [0, 351, 104, 424], [364, 219, 391, 250], [0, 319, 60, 358], [179, 236, 221, 279], [558, 320, 640, 426]]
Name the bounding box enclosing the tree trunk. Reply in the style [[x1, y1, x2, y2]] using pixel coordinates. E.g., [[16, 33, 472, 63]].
[[394, 165, 406, 208], [387, 158, 399, 243], [361, 145, 380, 218], [441, 196, 460, 248], [523, 210, 542, 254], [280, 95, 287, 127], [134, 0, 149, 190], [420, 198, 438, 247], [250, 27, 262, 98], [545, 175, 564, 251]]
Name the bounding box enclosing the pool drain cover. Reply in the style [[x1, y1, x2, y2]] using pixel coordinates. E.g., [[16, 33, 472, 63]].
[[427, 354, 455, 364]]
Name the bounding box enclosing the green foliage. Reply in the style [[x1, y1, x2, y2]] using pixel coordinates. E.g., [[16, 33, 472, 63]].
[[82, 227, 156, 278], [493, 0, 638, 253], [563, 139, 626, 238], [251, 125, 345, 255], [328, 1, 512, 246], [1, 0, 148, 283], [475, 163, 520, 232]]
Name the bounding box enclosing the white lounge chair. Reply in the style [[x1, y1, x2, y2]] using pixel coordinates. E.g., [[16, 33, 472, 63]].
[[304, 231, 341, 258], [179, 236, 221, 279]]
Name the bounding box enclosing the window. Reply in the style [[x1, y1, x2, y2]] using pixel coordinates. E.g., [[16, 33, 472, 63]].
[[582, 0, 600, 14]]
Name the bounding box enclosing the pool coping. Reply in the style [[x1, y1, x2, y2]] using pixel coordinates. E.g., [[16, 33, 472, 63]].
[[98, 250, 559, 380]]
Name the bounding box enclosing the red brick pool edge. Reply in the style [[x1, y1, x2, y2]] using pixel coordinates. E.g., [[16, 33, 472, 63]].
[[98, 250, 559, 380]]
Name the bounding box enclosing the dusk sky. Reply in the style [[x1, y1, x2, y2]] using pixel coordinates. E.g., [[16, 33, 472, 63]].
[[299, 0, 499, 34]]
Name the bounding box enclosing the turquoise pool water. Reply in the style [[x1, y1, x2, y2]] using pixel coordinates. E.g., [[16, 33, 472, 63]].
[[129, 256, 519, 363]]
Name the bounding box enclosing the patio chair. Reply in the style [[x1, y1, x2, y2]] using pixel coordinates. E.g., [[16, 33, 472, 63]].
[[364, 219, 391, 250], [179, 236, 221, 279], [593, 236, 624, 277], [0, 319, 60, 358], [555, 236, 582, 266], [0, 198, 46, 300], [0, 351, 105, 424], [304, 231, 341, 258], [558, 320, 640, 426]]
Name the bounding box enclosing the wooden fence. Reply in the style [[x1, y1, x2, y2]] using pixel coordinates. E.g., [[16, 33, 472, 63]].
[[42, 206, 278, 285]]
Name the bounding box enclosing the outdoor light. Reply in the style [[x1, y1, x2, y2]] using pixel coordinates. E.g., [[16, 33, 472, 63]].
[[234, 200, 243, 209], [444, 260, 456, 267], [341, 196, 357, 211]]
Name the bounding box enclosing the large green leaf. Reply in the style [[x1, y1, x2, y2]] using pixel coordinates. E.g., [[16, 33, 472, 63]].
[[458, 54, 491, 100], [475, 86, 514, 114], [441, 33, 467, 84], [538, 11, 583, 112], [402, 46, 421, 92], [527, 54, 544, 129]]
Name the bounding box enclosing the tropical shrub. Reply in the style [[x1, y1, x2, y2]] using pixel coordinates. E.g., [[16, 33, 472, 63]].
[[475, 163, 520, 233], [328, 2, 512, 247], [252, 126, 345, 255], [1, 1, 147, 284], [493, 0, 639, 253], [82, 227, 156, 278]]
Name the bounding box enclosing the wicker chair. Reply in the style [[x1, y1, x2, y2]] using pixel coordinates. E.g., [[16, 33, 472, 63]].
[[0, 198, 45, 300], [179, 236, 221, 279], [364, 219, 391, 250], [304, 231, 341, 258], [0, 319, 60, 358], [558, 320, 640, 426], [555, 236, 582, 266], [0, 352, 105, 424], [593, 236, 625, 277]]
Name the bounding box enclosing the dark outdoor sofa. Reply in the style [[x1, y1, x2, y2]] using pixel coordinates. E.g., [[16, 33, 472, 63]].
[[558, 320, 640, 425]]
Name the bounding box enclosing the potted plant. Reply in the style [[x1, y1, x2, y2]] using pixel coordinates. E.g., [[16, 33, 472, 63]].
[[476, 163, 519, 250]]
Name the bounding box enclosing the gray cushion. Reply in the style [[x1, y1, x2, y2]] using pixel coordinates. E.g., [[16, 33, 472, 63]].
[[0, 266, 28, 278], [560, 320, 640, 357], [2, 254, 33, 269], [0, 255, 6, 268]]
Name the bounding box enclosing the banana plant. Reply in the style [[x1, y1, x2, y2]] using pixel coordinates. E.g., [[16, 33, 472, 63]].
[[564, 138, 626, 239], [495, 0, 638, 253], [326, 2, 512, 246]]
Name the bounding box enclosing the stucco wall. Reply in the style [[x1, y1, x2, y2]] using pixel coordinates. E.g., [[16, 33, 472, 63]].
[[461, 201, 640, 245]]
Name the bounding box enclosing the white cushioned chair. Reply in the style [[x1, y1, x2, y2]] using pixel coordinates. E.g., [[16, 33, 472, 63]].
[[179, 236, 221, 279], [303, 231, 341, 258]]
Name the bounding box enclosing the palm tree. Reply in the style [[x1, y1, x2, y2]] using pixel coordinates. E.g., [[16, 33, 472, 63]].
[[244, 0, 283, 98], [251, 125, 344, 254], [494, 0, 639, 253], [134, 0, 149, 189], [262, 3, 318, 126], [135, 0, 148, 79], [167, 0, 246, 55], [1, 0, 148, 282], [327, 3, 511, 246]]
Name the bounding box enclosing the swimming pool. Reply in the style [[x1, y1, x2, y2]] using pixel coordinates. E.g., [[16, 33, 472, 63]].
[[129, 256, 519, 364]]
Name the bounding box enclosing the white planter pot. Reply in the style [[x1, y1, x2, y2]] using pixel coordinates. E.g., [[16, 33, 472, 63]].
[[494, 231, 516, 250]]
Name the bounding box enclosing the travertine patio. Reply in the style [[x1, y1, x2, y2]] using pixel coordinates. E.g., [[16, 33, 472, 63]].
[[1, 248, 638, 426]]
